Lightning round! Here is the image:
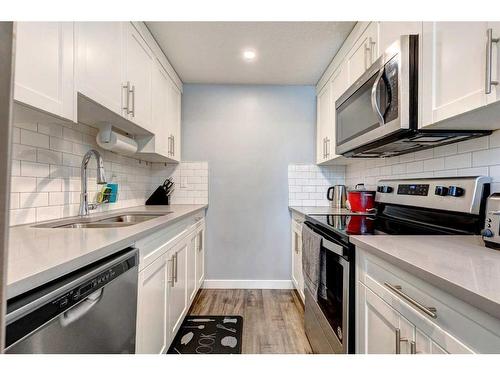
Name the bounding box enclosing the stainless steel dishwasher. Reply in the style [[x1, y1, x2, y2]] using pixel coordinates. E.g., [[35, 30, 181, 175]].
[[5, 248, 138, 354]]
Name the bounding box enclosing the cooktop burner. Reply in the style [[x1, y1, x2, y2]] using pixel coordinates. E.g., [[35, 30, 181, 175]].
[[306, 213, 470, 240]]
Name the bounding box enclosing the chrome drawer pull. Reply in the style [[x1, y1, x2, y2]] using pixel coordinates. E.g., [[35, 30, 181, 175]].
[[385, 283, 437, 319], [395, 328, 408, 354]]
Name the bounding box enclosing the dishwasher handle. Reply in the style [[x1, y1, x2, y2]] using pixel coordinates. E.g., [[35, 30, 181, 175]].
[[60, 288, 104, 327]]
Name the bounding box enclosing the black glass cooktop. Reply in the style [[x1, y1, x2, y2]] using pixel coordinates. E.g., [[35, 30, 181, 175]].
[[306, 213, 469, 241]]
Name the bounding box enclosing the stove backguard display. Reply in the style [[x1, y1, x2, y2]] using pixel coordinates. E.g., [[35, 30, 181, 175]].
[[397, 184, 429, 196]]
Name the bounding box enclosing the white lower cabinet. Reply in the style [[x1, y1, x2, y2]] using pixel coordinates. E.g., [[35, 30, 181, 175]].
[[136, 254, 168, 354], [135, 213, 206, 353], [167, 238, 188, 339], [355, 248, 500, 354], [195, 220, 205, 289], [291, 214, 305, 302], [357, 282, 414, 354]]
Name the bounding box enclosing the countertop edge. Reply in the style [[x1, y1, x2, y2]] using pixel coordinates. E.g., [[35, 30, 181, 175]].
[[7, 204, 208, 299], [350, 236, 500, 321]]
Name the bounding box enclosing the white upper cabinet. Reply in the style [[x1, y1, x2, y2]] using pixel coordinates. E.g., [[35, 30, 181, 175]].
[[124, 23, 153, 132], [168, 79, 182, 162], [75, 22, 125, 116], [378, 22, 422, 53], [14, 22, 75, 121], [148, 62, 171, 158], [316, 83, 331, 164], [421, 22, 490, 128], [346, 22, 379, 85], [488, 22, 500, 103]]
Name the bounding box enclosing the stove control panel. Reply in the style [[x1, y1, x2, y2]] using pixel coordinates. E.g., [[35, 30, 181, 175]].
[[376, 176, 491, 215]]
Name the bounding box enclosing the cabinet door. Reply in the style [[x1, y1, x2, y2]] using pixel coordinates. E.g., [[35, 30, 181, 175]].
[[415, 328, 473, 354], [195, 224, 205, 288], [316, 83, 331, 164], [346, 22, 379, 85], [421, 22, 489, 128], [149, 63, 171, 158], [378, 22, 422, 53], [136, 254, 167, 354], [14, 22, 74, 121], [124, 23, 153, 131], [168, 239, 188, 338], [326, 64, 349, 161], [489, 23, 500, 103], [187, 231, 197, 304], [168, 81, 182, 161], [76, 22, 125, 115], [357, 282, 415, 354]]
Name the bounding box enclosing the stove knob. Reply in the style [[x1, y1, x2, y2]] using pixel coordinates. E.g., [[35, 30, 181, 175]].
[[447, 186, 465, 197], [377, 186, 393, 193], [481, 229, 494, 238], [434, 186, 449, 196]]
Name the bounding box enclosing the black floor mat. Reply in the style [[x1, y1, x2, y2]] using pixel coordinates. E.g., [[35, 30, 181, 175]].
[[167, 315, 243, 354]]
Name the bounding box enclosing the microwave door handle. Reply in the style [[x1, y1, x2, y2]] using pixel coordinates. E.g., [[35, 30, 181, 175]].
[[371, 68, 385, 126]]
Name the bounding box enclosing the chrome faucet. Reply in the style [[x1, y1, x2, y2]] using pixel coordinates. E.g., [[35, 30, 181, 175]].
[[79, 149, 107, 216]]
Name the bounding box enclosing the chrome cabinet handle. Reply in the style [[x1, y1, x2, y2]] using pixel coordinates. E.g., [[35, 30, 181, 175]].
[[326, 137, 330, 158], [122, 81, 130, 114], [486, 28, 499, 94], [168, 258, 175, 287], [173, 253, 178, 283], [410, 341, 417, 354], [395, 328, 409, 354], [130, 85, 136, 117], [385, 283, 437, 319], [172, 135, 175, 157], [323, 138, 327, 159], [198, 232, 203, 252], [364, 38, 373, 70], [371, 68, 385, 126], [168, 135, 172, 156]]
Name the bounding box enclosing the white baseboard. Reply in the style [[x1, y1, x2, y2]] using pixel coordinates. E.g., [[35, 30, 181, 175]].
[[202, 279, 294, 289]]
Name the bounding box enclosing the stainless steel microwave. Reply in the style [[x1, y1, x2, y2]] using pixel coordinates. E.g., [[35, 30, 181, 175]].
[[335, 35, 490, 158]]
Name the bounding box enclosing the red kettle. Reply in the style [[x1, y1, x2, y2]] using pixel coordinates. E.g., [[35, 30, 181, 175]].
[[347, 183, 376, 213]]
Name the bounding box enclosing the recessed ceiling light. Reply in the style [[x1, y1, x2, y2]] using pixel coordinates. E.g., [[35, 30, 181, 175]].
[[242, 49, 256, 61]]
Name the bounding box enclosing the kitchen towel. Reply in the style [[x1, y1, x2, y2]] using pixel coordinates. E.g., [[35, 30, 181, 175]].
[[302, 224, 326, 302]]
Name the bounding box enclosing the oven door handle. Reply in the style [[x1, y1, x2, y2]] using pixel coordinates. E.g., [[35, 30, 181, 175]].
[[322, 237, 345, 257], [371, 67, 385, 126]]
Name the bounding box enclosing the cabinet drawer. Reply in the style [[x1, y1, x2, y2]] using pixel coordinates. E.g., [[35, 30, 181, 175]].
[[357, 249, 500, 353]]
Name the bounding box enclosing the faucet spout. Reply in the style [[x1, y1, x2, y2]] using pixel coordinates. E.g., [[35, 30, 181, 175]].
[[79, 149, 107, 216]]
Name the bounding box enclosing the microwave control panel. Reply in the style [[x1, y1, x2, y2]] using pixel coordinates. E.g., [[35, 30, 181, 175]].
[[397, 184, 429, 196]]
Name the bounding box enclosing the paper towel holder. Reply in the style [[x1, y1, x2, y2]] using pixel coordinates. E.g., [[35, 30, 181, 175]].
[[96, 124, 138, 156]]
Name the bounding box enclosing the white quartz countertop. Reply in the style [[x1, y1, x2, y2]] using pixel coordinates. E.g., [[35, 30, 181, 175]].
[[289, 206, 370, 216], [7, 204, 207, 299], [350, 235, 500, 319]]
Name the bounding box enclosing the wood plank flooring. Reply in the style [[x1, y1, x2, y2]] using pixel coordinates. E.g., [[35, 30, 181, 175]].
[[188, 289, 313, 354]]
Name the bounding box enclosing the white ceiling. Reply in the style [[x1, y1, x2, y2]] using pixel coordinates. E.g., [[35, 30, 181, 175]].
[[145, 22, 355, 85]]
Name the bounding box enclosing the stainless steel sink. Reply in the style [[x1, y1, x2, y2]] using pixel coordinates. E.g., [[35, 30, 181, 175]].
[[34, 212, 172, 229]]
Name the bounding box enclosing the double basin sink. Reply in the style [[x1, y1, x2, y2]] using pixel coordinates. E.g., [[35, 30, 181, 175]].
[[34, 212, 173, 229]]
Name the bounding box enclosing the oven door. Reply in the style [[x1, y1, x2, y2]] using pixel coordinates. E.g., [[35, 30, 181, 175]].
[[304, 234, 350, 354], [336, 35, 415, 156]]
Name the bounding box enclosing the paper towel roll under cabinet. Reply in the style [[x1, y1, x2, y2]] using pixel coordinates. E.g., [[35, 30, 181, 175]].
[[96, 125, 138, 156]]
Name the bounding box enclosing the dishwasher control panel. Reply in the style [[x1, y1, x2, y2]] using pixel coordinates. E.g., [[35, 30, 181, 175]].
[[53, 267, 119, 309]]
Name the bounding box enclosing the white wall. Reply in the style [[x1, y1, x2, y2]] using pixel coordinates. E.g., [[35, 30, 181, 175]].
[[345, 133, 500, 191], [181, 84, 316, 284]]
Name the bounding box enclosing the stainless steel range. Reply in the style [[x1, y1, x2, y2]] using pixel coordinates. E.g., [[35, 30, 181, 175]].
[[303, 176, 491, 354]]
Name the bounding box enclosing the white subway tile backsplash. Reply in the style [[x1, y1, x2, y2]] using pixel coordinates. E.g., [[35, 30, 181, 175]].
[[12, 144, 37, 162], [19, 192, 49, 208], [444, 153, 471, 169], [11, 176, 37, 193], [49, 137, 73, 153], [20, 129, 49, 148], [38, 123, 63, 138], [37, 149, 62, 164], [10, 208, 36, 226], [20, 161, 50, 178], [288, 163, 345, 207], [346, 132, 500, 192]]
